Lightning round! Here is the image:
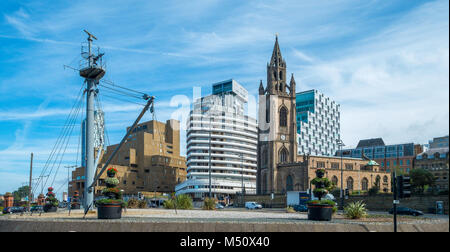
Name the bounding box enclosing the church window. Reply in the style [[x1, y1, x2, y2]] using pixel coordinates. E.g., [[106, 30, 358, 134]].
[[280, 106, 287, 127], [279, 71, 283, 80], [279, 148, 288, 163]]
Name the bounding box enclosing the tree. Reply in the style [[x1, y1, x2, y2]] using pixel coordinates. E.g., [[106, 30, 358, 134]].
[[409, 168, 435, 194], [13, 186, 30, 201]]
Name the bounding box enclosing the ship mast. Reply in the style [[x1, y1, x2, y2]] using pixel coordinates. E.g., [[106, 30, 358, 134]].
[[79, 30, 105, 211]]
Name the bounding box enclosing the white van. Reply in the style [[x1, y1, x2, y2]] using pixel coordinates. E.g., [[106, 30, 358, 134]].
[[245, 202, 262, 209]]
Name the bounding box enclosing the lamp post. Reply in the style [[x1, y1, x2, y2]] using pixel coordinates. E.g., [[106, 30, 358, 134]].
[[336, 139, 345, 210]]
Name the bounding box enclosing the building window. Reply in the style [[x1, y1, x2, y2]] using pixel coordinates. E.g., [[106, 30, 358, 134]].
[[280, 107, 287, 127], [279, 148, 288, 163], [347, 177, 354, 190], [332, 176, 338, 186], [331, 162, 339, 169], [345, 164, 353, 170], [317, 161, 325, 168], [361, 178, 369, 191]]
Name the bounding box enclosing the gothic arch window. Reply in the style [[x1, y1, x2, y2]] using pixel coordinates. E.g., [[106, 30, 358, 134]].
[[332, 176, 338, 186], [375, 175, 381, 187], [279, 70, 283, 80], [279, 147, 288, 163], [361, 178, 369, 191], [265, 97, 270, 123], [286, 175, 293, 191], [383, 175, 388, 183], [262, 148, 268, 166], [280, 106, 287, 127], [347, 177, 354, 190], [273, 70, 277, 80]]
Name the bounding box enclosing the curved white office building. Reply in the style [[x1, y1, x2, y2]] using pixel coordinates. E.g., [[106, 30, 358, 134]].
[[175, 80, 258, 200]]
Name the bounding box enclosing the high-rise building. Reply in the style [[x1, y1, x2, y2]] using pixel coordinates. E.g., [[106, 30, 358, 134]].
[[175, 79, 258, 201], [296, 89, 340, 156]]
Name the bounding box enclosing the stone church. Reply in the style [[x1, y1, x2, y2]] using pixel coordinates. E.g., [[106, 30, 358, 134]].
[[257, 37, 391, 195]]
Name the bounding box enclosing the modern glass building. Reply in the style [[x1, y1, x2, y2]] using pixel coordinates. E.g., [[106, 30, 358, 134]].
[[175, 79, 258, 201], [296, 89, 340, 156], [336, 138, 415, 173]]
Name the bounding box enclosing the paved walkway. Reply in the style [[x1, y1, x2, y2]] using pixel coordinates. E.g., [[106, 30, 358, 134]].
[[1, 208, 448, 232]]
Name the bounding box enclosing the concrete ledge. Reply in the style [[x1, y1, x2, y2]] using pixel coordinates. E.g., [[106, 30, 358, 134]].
[[1, 219, 448, 232]]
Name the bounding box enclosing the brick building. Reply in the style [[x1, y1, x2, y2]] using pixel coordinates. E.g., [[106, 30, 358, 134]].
[[415, 147, 449, 191], [69, 119, 187, 199]]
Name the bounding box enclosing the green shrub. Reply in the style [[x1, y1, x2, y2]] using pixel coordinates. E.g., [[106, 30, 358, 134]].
[[344, 201, 368, 219], [163, 199, 175, 209], [95, 198, 127, 207], [203, 198, 216, 210], [163, 194, 194, 210], [368, 186, 379, 196], [138, 200, 148, 209], [176, 194, 193, 210], [0, 206, 3, 213], [127, 198, 139, 208]]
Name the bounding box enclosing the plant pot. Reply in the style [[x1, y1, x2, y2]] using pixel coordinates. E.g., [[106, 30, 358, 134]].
[[307, 204, 333, 221], [43, 205, 58, 213], [97, 203, 122, 219]]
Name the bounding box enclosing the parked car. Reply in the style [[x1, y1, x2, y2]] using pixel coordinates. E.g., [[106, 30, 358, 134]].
[[215, 203, 224, 209], [3, 207, 25, 214], [388, 207, 424, 216], [2, 207, 12, 214], [245, 202, 262, 210], [292, 204, 308, 212], [30, 205, 43, 212]]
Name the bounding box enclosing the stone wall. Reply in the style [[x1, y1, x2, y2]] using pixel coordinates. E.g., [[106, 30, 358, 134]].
[[236, 193, 449, 214], [344, 194, 449, 214]]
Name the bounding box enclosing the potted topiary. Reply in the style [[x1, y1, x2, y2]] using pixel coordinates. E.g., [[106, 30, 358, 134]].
[[94, 168, 126, 219], [71, 191, 81, 209], [43, 187, 59, 212], [307, 169, 335, 221]]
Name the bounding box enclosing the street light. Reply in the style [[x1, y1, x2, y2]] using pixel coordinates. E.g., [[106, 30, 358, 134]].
[[336, 138, 345, 210]]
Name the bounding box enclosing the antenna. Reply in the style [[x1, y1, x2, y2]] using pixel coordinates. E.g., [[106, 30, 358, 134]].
[[83, 29, 97, 40]]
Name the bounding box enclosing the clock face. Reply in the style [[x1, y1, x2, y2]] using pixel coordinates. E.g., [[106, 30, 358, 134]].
[[281, 134, 286, 140]]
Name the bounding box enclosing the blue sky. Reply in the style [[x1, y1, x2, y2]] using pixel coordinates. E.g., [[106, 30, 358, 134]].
[[0, 0, 448, 196]]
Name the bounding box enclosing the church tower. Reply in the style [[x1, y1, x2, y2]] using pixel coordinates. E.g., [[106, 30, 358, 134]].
[[257, 36, 298, 194]]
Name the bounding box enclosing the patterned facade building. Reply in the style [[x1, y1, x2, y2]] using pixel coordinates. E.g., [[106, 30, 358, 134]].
[[257, 37, 391, 194], [70, 119, 187, 199], [296, 89, 340, 156]]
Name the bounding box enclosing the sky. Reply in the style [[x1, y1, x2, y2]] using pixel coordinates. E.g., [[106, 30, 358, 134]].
[[0, 0, 448, 196]]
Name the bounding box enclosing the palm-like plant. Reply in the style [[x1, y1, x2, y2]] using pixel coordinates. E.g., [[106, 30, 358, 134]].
[[344, 201, 368, 219]]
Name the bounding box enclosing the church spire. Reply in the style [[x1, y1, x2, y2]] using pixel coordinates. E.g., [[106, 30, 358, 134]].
[[259, 80, 265, 95], [270, 35, 283, 67], [289, 73, 296, 97]]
